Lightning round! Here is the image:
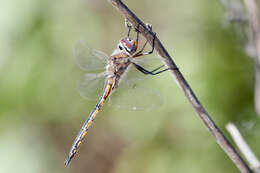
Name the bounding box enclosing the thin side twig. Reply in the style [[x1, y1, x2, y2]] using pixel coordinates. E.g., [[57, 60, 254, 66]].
[[226, 123, 260, 173], [243, 0, 260, 117], [109, 0, 252, 172], [219, 0, 260, 117], [244, 0, 260, 56]]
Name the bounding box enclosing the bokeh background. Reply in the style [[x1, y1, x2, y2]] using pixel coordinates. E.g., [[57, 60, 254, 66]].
[[1, 0, 260, 172]]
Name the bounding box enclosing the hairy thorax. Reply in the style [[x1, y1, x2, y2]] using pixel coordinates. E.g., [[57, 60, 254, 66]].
[[106, 53, 131, 89]]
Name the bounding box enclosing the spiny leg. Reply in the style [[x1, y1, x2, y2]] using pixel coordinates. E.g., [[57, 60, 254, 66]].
[[133, 32, 156, 58], [130, 23, 178, 75], [125, 19, 132, 37], [134, 24, 140, 51], [131, 24, 164, 75], [132, 62, 175, 75], [150, 65, 165, 73], [132, 23, 154, 57]]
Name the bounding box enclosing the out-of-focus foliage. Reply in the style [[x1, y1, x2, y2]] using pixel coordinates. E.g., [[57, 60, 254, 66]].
[[1, 0, 260, 172]]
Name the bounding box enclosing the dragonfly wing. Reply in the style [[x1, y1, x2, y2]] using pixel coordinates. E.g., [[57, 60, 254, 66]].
[[78, 72, 163, 111], [129, 56, 164, 81], [78, 73, 106, 101], [109, 80, 163, 111], [75, 40, 108, 71], [131, 56, 161, 68]]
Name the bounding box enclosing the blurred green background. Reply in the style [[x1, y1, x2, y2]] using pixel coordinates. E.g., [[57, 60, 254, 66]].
[[1, 0, 260, 172]]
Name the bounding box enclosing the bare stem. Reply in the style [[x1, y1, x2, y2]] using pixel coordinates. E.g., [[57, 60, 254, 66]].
[[244, 0, 260, 52], [220, 0, 260, 117], [226, 123, 260, 173], [243, 0, 260, 117], [109, 0, 252, 172]]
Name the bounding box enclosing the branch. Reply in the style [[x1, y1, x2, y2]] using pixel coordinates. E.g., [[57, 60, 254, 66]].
[[226, 123, 260, 173], [109, 0, 252, 172]]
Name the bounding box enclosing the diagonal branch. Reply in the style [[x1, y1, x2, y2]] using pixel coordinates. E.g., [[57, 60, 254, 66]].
[[109, 0, 252, 172]]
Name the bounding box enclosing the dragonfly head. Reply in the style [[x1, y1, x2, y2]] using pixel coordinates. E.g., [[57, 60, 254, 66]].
[[117, 38, 137, 55]]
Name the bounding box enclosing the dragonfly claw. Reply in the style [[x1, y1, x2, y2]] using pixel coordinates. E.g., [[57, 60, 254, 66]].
[[146, 23, 152, 31], [124, 18, 132, 29]]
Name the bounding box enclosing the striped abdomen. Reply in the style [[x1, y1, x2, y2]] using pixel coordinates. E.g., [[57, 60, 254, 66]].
[[65, 77, 115, 166]]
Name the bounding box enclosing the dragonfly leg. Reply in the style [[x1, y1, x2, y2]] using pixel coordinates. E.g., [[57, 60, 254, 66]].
[[145, 23, 153, 33], [133, 24, 140, 52], [133, 32, 156, 58], [125, 19, 132, 37], [132, 62, 177, 75], [150, 65, 165, 72]]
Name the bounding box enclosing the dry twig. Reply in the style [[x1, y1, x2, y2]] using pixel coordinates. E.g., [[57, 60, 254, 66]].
[[243, 0, 260, 117], [226, 123, 260, 173], [109, 0, 252, 172], [220, 0, 260, 117]]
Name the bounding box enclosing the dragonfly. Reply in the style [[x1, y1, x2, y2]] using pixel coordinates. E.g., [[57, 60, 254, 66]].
[[65, 23, 172, 166]]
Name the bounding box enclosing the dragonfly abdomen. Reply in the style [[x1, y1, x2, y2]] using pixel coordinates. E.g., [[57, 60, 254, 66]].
[[65, 77, 115, 166]]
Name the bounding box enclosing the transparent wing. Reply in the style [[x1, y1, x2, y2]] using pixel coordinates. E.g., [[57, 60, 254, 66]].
[[131, 55, 160, 65], [129, 55, 165, 80], [78, 72, 163, 111], [77, 52, 164, 110], [132, 53, 162, 67], [75, 40, 108, 71], [109, 80, 163, 111], [78, 73, 106, 101], [112, 57, 165, 110]]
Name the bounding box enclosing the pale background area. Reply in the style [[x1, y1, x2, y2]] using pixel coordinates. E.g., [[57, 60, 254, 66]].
[[0, 0, 260, 172]]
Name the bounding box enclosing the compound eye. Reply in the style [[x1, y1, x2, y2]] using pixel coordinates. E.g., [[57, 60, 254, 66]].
[[118, 45, 123, 50]]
